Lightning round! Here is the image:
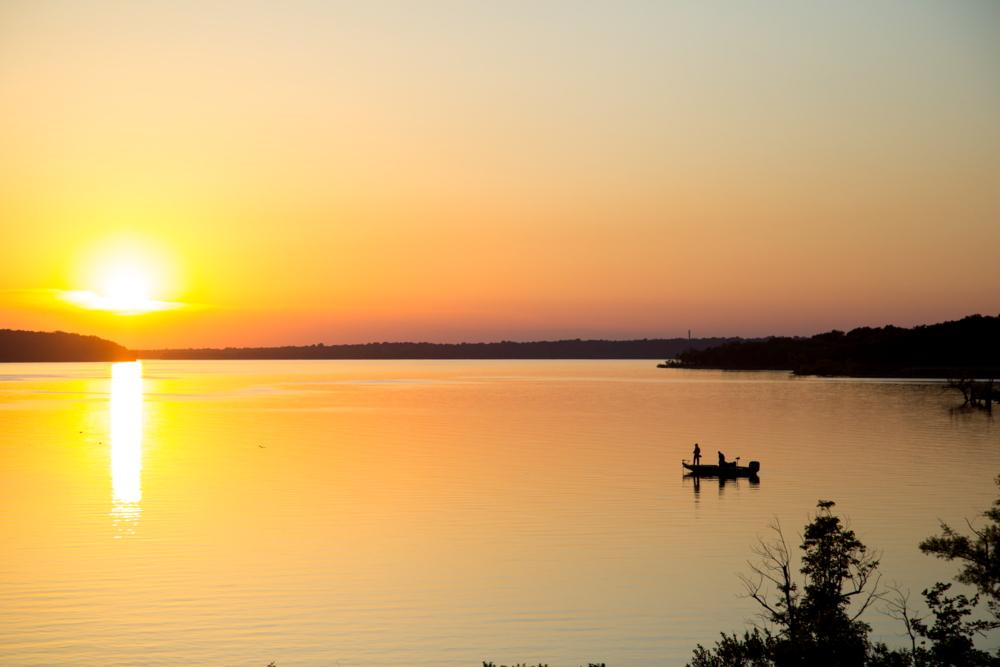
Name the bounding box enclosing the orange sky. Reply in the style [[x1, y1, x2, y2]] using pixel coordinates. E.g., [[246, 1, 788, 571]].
[[1, 2, 999, 348]]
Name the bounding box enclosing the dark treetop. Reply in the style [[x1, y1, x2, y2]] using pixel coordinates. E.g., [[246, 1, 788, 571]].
[[0, 329, 135, 362], [675, 314, 1000, 378]]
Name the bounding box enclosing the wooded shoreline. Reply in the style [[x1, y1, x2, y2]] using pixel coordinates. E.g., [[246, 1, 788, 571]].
[[674, 314, 999, 379], [3, 314, 997, 374]]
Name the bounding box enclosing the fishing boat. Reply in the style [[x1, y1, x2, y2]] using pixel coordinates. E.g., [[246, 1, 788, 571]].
[[682, 459, 760, 477]]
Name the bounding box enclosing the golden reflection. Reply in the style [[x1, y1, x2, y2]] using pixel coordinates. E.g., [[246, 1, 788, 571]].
[[110, 361, 143, 534]]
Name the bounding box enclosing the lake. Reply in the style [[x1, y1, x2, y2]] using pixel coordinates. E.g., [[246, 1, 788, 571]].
[[1, 360, 998, 666]]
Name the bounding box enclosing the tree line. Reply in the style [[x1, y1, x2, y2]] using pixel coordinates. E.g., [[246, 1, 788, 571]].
[[136, 337, 741, 360], [0, 329, 134, 362], [675, 314, 1000, 378]]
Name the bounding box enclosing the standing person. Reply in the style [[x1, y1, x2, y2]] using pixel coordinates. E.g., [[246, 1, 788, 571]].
[[718, 451, 726, 466], [692, 443, 702, 465]]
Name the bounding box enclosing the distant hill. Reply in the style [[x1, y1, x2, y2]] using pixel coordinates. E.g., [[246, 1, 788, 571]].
[[0, 329, 135, 362], [136, 338, 743, 360], [675, 314, 1000, 377]]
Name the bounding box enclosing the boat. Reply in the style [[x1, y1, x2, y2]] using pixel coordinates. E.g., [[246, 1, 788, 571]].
[[682, 460, 760, 477]]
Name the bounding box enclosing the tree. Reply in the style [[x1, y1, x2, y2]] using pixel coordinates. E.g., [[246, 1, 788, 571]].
[[687, 629, 775, 667], [920, 475, 1000, 622], [910, 582, 996, 666], [688, 487, 1000, 667], [796, 500, 881, 661], [691, 501, 882, 667]]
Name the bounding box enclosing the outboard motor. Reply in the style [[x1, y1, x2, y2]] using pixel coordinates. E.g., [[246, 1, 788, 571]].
[[748, 461, 760, 474]]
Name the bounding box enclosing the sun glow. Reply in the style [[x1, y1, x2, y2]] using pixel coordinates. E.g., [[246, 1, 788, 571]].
[[61, 260, 182, 315]]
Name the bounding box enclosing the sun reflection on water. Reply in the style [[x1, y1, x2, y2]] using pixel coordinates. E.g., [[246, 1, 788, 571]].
[[110, 361, 143, 535]]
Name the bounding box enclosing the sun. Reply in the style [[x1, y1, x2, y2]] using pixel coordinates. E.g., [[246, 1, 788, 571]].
[[61, 260, 183, 316], [99, 265, 155, 313]]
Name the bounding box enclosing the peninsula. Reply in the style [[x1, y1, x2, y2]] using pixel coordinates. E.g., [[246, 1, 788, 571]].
[[674, 314, 1000, 378], [0, 329, 135, 363]]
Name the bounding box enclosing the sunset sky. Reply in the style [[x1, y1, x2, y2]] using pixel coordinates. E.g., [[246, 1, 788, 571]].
[[1, 1, 998, 348]]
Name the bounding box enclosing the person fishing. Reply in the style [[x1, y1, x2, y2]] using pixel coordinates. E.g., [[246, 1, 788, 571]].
[[692, 442, 702, 465]]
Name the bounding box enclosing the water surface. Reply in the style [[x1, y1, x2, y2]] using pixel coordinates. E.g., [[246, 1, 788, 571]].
[[1, 360, 997, 665]]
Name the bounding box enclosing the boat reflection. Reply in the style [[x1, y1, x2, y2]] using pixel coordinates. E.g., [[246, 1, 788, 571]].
[[110, 361, 143, 535], [684, 473, 760, 497]]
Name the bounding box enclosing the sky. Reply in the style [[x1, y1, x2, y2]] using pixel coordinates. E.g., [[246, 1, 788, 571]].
[[1, 1, 999, 348]]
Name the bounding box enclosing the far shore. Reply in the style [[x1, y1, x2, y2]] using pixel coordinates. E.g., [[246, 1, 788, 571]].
[[3, 314, 997, 379]]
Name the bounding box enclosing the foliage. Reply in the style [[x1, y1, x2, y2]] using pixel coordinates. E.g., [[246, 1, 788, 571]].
[[0, 328, 134, 362], [687, 629, 775, 667], [920, 475, 1000, 621], [676, 314, 1000, 377], [735, 501, 880, 666], [910, 582, 997, 666], [797, 501, 880, 651], [689, 491, 1000, 667], [865, 643, 914, 667]]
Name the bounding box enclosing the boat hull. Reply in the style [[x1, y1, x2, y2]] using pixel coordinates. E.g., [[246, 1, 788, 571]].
[[682, 461, 760, 477]]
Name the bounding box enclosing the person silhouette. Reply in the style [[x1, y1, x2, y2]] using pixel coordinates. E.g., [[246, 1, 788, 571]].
[[718, 450, 726, 466], [692, 442, 702, 465]]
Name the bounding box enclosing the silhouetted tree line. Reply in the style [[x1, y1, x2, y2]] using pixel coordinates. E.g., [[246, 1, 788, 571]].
[[136, 338, 742, 360], [676, 314, 1000, 377], [688, 477, 1000, 667], [0, 329, 134, 362]]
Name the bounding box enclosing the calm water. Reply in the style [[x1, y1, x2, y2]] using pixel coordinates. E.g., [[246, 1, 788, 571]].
[[1, 360, 998, 666]]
